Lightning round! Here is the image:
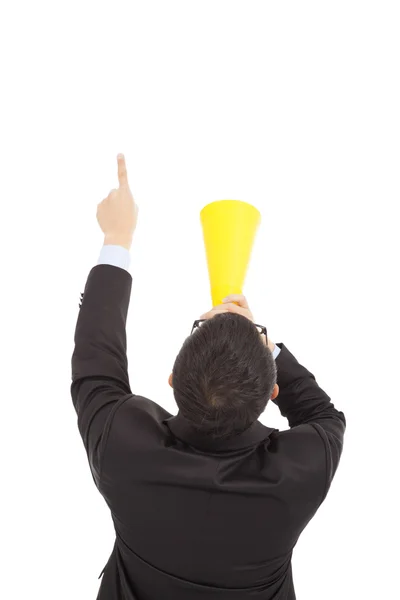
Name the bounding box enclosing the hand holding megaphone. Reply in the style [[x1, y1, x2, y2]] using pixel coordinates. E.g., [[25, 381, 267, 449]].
[[200, 294, 254, 321], [199, 294, 275, 352]]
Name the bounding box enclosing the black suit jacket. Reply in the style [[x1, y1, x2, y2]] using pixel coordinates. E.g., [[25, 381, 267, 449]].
[[71, 264, 346, 600]]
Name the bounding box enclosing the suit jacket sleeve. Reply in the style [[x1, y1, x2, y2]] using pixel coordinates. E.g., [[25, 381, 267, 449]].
[[71, 264, 132, 486], [272, 343, 346, 502]]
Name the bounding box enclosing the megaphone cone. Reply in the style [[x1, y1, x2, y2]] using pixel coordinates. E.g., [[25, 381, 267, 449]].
[[200, 199, 261, 307]]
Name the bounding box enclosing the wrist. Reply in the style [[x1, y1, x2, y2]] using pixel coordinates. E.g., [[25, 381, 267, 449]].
[[103, 233, 133, 251]]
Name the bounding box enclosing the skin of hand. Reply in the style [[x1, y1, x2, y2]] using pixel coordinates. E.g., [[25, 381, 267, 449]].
[[96, 154, 139, 250], [168, 294, 279, 401], [199, 294, 275, 351]]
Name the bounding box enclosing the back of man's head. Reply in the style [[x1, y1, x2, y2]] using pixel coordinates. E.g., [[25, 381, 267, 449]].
[[171, 312, 277, 440]]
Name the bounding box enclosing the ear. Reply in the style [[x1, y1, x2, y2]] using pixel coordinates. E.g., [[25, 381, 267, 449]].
[[271, 384, 279, 400], [168, 373, 173, 388]]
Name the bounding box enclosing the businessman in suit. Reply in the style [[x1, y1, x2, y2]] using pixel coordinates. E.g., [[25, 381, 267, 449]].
[[71, 154, 346, 600]]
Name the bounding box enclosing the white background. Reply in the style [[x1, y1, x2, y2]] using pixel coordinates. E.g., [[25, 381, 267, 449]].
[[1, 1, 399, 598]]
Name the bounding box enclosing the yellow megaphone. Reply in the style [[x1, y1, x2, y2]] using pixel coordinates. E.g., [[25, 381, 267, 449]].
[[200, 199, 261, 308]]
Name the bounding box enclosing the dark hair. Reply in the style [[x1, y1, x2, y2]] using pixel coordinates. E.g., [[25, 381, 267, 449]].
[[172, 312, 277, 440]]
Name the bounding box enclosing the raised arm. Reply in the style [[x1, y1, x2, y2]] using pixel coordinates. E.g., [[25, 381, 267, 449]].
[[71, 154, 138, 485], [272, 344, 346, 496]]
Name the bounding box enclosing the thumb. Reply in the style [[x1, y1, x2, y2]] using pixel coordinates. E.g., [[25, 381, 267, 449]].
[[222, 294, 249, 309]]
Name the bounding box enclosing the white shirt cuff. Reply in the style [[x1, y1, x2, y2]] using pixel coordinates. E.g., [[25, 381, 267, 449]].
[[272, 344, 281, 360], [97, 245, 131, 272]]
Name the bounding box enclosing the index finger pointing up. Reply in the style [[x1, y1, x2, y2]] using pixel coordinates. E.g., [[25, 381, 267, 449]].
[[117, 153, 128, 187]]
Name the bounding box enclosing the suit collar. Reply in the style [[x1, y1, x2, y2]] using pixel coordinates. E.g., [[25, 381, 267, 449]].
[[163, 411, 276, 452]]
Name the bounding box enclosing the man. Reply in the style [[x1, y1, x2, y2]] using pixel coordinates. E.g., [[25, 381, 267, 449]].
[[71, 154, 346, 600]]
